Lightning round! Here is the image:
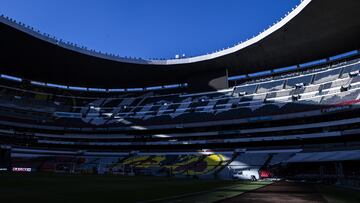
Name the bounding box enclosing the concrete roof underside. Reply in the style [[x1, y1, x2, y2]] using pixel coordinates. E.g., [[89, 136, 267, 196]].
[[0, 0, 360, 88]]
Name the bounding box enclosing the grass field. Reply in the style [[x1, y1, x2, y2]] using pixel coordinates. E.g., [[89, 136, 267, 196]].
[[1, 173, 359, 203], [0, 173, 270, 203]]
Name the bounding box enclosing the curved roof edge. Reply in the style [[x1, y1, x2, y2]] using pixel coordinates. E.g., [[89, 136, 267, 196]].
[[158, 0, 312, 65], [0, 0, 310, 66], [1, 0, 360, 89]]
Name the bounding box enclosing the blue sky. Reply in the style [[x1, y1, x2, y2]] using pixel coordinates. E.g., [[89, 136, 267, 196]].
[[0, 0, 300, 59]]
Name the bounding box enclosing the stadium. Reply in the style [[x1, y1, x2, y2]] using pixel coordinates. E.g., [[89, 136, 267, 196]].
[[0, 0, 360, 202]]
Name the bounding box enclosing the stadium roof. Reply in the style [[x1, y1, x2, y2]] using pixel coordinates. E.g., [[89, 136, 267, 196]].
[[0, 0, 360, 89]]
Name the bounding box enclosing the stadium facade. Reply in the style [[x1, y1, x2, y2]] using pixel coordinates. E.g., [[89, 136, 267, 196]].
[[0, 0, 360, 185]]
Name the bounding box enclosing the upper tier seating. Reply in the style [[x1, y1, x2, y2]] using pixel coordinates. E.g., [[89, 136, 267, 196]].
[[0, 57, 359, 129], [257, 80, 284, 93], [286, 75, 313, 88], [312, 68, 341, 84]]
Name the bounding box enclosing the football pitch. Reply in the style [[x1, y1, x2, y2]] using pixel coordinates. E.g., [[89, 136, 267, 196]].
[[0, 173, 270, 203], [1, 173, 358, 203]]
